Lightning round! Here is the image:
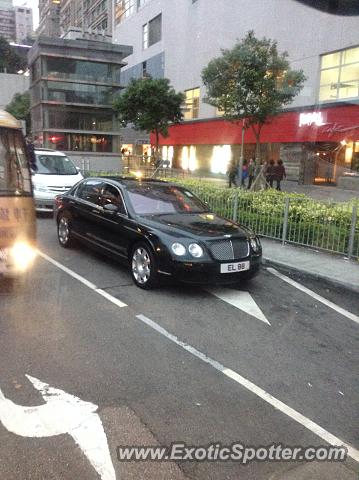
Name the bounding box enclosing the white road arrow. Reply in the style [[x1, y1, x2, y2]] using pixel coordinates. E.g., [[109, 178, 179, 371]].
[[208, 288, 271, 325], [0, 375, 116, 480]]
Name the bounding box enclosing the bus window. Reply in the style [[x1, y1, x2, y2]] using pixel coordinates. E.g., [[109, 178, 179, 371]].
[[0, 128, 32, 195]]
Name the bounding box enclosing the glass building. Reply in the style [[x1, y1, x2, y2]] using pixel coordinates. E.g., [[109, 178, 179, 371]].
[[28, 34, 132, 166]]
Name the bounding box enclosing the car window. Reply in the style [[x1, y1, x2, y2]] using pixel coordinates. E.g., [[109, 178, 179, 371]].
[[35, 154, 78, 175], [76, 180, 102, 205], [101, 183, 126, 214]]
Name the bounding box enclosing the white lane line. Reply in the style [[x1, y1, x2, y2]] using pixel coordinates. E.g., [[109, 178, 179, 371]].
[[37, 250, 127, 308], [208, 288, 271, 325], [136, 313, 359, 463], [267, 267, 359, 326]]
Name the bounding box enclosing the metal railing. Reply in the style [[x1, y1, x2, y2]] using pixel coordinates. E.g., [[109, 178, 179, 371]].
[[189, 188, 359, 260]]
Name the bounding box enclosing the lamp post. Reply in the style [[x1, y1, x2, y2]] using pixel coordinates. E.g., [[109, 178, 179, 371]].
[[238, 119, 245, 188]]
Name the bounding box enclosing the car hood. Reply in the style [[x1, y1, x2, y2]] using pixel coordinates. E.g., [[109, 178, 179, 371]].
[[138, 213, 250, 239], [33, 173, 83, 187]]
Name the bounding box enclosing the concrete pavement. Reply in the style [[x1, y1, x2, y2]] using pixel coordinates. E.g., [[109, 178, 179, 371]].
[[261, 238, 359, 294]]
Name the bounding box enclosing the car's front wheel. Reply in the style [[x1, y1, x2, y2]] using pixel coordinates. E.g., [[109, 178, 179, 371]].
[[57, 214, 75, 248], [131, 242, 158, 289]]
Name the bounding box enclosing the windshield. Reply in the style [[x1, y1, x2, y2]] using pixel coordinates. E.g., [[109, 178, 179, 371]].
[[126, 184, 209, 215], [0, 127, 32, 195], [35, 154, 78, 175]]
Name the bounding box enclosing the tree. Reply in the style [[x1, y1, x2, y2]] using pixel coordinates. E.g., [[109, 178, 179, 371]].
[[113, 77, 185, 160], [6, 91, 31, 133], [0, 37, 26, 74], [202, 31, 306, 163]]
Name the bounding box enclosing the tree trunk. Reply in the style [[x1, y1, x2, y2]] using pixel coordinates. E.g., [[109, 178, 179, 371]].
[[251, 124, 263, 166]]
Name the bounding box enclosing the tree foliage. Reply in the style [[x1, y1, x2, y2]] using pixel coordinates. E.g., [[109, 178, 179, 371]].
[[202, 31, 306, 160], [113, 77, 184, 155], [0, 37, 26, 74], [6, 91, 31, 132]]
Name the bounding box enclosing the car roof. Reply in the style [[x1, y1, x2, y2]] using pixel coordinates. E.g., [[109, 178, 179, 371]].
[[85, 176, 174, 189], [35, 148, 67, 156]]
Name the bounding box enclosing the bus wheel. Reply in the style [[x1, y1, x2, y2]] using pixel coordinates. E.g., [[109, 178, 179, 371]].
[[58, 215, 75, 248]]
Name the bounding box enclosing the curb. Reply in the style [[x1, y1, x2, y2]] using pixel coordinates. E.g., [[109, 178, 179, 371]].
[[262, 257, 359, 294]]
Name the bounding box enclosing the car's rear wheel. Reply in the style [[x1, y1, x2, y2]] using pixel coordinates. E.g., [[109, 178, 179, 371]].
[[57, 214, 75, 248], [131, 242, 158, 289]]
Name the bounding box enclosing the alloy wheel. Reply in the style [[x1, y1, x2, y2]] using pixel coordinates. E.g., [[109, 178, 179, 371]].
[[132, 247, 151, 285]]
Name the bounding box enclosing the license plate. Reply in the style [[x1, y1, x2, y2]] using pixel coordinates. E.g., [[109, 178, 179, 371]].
[[220, 261, 250, 273]]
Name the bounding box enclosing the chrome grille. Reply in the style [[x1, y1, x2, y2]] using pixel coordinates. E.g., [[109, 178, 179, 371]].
[[209, 238, 249, 261], [48, 186, 72, 193]]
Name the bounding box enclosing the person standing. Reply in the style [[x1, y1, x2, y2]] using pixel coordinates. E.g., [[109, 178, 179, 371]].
[[240, 159, 248, 187], [266, 159, 275, 188], [227, 160, 237, 188], [247, 158, 255, 189], [274, 159, 286, 191]]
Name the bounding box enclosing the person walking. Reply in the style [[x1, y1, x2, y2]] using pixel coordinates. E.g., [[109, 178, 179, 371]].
[[265, 159, 275, 188], [274, 159, 286, 191], [227, 160, 237, 188], [247, 158, 255, 189]]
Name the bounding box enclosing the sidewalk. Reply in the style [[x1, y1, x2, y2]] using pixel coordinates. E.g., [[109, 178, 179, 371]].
[[261, 238, 359, 293]]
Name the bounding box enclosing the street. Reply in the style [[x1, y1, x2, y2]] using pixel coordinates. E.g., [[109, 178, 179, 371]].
[[0, 215, 358, 480]]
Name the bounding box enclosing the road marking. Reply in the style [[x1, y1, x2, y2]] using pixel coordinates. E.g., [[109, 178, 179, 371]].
[[208, 288, 271, 325], [136, 314, 359, 463], [0, 375, 116, 480], [267, 267, 359, 326], [38, 250, 127, 308]]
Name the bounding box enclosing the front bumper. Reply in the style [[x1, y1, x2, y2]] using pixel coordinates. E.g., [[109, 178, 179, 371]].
[[160, 255, 262, 285], [34, 192, 57, 212]]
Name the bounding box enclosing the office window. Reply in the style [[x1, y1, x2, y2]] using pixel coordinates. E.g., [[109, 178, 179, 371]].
[[143, 14, 161, 49], [319, 46, 359, 102], [138, 0, 149, 7], [115, 0, 135, 24], [183, 87, 200, 120]]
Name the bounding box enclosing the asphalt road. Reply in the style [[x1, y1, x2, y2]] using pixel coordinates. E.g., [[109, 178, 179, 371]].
[[0, 216, 358, 480]]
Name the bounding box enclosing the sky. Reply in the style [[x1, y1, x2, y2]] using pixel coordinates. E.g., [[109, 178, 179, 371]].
[[13, 0, 39, 30]]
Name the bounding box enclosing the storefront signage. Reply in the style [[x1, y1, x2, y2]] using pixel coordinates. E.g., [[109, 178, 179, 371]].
[[299, 112, 324, 127]]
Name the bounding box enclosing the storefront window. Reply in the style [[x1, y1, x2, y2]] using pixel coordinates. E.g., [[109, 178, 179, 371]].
[[319, 46, 359, 102], [46, 133, 113, 153], [183, 88, 200, 120]]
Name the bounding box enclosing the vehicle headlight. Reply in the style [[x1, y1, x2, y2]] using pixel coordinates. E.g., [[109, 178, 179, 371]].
[[188, 243, 204, 258], [10, 242, 37, 271], [250, 236, 261, 253], [171, 242, 186, 256]]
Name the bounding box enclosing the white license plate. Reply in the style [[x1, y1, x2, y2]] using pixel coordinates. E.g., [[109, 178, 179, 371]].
[[220, 261, 250, 274]]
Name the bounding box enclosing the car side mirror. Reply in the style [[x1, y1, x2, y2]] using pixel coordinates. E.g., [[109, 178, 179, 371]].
[[103, 203, 119, 214], [76, 166, 81, 173]]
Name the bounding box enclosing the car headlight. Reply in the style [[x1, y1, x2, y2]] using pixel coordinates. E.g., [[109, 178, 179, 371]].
[[171, 242, 186, 256], [10, 242, 37, 271], [188, 243, 204, 258], [250, 236, 260, 253]]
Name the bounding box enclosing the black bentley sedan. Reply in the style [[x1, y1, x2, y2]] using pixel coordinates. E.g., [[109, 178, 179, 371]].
[[54, 177, 262, 289]]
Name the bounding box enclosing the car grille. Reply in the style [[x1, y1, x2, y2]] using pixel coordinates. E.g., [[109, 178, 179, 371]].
[[208, 238, 249, 261], [47, 186, 72, 193]]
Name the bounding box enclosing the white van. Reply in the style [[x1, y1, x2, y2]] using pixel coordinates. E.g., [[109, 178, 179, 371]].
[[33, 148, 83, 212]]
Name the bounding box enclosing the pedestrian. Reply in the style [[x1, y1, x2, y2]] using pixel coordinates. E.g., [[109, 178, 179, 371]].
[[240, 159, 248, 187], [227, 160, 237, 188], [247, 158, 256, 190], [25, 135, 37, 172], [274, 159, 286, 191], [265, 159, 276, 188]]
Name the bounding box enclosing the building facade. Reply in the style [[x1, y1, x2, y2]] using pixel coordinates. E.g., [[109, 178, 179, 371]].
[[0, 0, 15, 41], [60, 0, 112, 37], [38, 0, 61, 38], [28, 34, 132, 170], [14, 5, 33, 43], [113, 0, 359, 186]]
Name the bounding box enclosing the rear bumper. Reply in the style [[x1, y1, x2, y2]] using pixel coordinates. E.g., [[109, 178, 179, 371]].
[[162, 255, 262, 285]]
